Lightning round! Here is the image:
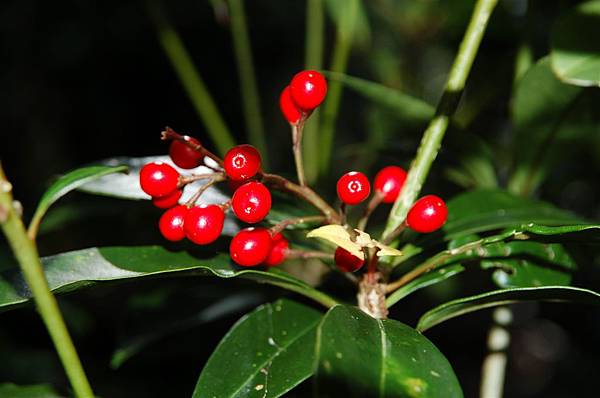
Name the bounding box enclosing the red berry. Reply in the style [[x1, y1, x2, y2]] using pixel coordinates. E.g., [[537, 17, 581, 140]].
[[336, 171, 371, 205], [223, 144, 262, 181], [374, 166, 407, 204], [159, 205, 187, 241], [169, 136, 203, 169], [230, 227, 272, 267], [184, 204, 225, 245], [334, 247, 364, 272], [406, 195, 448, 233], [264, 233, 289, 267], [289, 70, 327, 111], [140, 162, 180, 197], [279, 86, 302, 125], [152, 189, 182, 209], [232, 181, 272, 224]]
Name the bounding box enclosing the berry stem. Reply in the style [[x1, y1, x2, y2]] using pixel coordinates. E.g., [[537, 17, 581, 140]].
[[262, 173, 341, 224], [179, 171, 225, 186], [291, 121, 307, 186], [382, 0, 498, 241], [270, 215, 326, 235], [284, 248, 334, 260], [185, 174, 226, 207], [162, 127, 224, 168], [357, 191, 384, 231], [382, 222, 407, 246], [0, 165, 95, 398]]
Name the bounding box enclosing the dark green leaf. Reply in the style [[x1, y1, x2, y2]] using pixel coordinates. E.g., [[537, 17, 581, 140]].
[[28, 165, 128, 236], [315, 305, 463, 398], [0, 383, 61, 398], [324, 0, 370, 49], [551, 1, 600, 87], [193, 299, 321, 398], [417, 286, 600, 332], [519, 223, 600, 242], [0, 246, 338, 312]]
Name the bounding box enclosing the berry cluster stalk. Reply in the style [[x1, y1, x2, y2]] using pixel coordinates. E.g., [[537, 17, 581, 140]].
[[0, 165, 94, 398], [382, 0, 499, 241]]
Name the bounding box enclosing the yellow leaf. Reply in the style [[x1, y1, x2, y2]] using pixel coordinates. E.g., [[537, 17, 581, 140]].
[[306, 225, 364, 259]]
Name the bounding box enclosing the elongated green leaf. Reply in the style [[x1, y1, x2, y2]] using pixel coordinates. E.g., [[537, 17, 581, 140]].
[[551, 1, 600, 87], [0, 246, 338, 312], [28, 165, 128, 237], [443, 189, 582, 239], [315, 305, 463, 398], [194, 299, 321, 398], [417, 286, 600, 332], [0, 383, 61, 398], [519, 223, 600, 242]]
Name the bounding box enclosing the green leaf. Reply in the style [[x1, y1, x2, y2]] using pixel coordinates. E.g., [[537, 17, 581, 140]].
[[315, 305, 463, 397], [417, 286, 600, 332], [28, 165, 128, 237], [386, 264, 465, 308], [324, 0, 370, 49], [0, 383, 61, 398], [0, 246, 338, 312], [444, 189, 582, 239], [551, 1, 600, 87], [519, 223, 600, 242], [193, 299, 321, 398]]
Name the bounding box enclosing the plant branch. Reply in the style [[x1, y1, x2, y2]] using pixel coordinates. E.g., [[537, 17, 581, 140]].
[[185, 174, 226, 207], [382, 0, 498, 240], [291, 122, 307, 186], [357, 191, 384, 231], [270, 215, 326, 235], [284, 248, 333, 260], [0, 165, 94, 398], [162, 127, 224, 168]]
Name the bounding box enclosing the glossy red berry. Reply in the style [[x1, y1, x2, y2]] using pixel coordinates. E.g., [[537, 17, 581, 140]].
[[159, 205, 187, 241], [406, 195, 448, 233], [184, 204, 225, 245], [140, 162, 180, 198], [334, 247, 364, 272], [374, 166, 407, 204], [289, 70, 327, 111], [169, 136, 203, 169], [336, 171, 371, 205], [230, 227, 273, 267], [223, 144, 262, 181], [264, 233, 289, 267], [279, 86, 302, 125], [232, 181, 272, 224], [152, 189, 182, 209]]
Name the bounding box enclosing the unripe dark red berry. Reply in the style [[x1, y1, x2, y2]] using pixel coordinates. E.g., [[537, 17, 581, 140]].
[[264, 233, 289, 267], [140, 162, 180, 198], [223, 144, 262, 181], [374, 166, 407, 204], [169, 136, 203, 169], [159, 205, 187, 241], [230, 227, 272, 267], [289, 70, 327, 111], [336, 171, 371, 205], [279, 86, 302, 125], [232, 181, 272, 224], [406, 195, 448, 233], [334, 247, 364, 272], [152, 189, 182, 209], [184, 204, 225, 245]]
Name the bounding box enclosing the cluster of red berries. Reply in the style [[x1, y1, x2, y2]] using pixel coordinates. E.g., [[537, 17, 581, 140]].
[[333, 166, 448, 272], [279, 70, 328, 124], [140, 135, 287, 268]]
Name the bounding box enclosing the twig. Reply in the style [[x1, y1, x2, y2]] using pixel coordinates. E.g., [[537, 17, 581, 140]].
[[270, 215, 326, 235], [357, 191, 384, 231], [185, 175, 226, 207], [291, 121, 307, 186], [162, 127, 224, 168]]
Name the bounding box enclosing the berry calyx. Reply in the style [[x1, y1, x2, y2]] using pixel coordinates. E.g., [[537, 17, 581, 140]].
[[279, 86, 302, 125], [152, 189, 182, 209], [289, 70, 327, 111], [169, 136, 203, 169], [334, 247, 364, 272], [264, 233, 289, 267], [140, 162, 180, 198], [223, 144, 262, 181], [159, 205, 187, 241], [230, 227, 272, 267], [337, 171, 371, 205], [406, 195, 448, 233], [184, 204, 225, 245], [374, 166, 407, 204], [232, 181, 272, 224]]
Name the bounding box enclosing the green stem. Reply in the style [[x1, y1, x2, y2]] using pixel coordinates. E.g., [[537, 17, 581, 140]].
[[318, 0, 358, 176], [302, 0, 324, 184], [382, 0, 498, 240], [0, 166, 94, 398], [148, 1, 235, 155], [228, 0, 268, 164]]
